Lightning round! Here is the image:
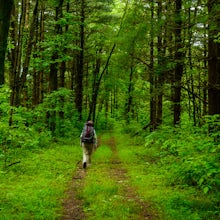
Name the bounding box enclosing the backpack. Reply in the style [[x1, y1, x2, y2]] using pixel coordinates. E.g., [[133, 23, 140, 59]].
[[81, 121, 94, 143]]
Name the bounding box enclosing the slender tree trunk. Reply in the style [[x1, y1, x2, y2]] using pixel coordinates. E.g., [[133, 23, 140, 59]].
[[32, 3, 39, 107], [187, 6, 197, 125], [88, 56, 101, 121], [125, 62, 134, 123], [58, 2, 69, 134], [173, 0, 184, 125], [8, 1, 25, 125], [125, 44, 134, 123], [9, 0, 26, 107], [59, 2, 69, 88], [203, 42, 208, 116], [21, 0, 39, 106], [47, 0, 63, 134], [25, 0, 30, 28], [149, 1, 156, 131], [39, 3, 45, 104], [156, 0, 163, 127], [0, 0, 13, 85], [75, 0, 85, 121]]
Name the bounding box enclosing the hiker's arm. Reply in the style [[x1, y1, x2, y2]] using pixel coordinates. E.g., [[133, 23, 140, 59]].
[[94, 130, 97, 147]]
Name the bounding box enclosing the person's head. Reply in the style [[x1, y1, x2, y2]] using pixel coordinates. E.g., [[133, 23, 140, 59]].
[[86, 120, 94, 127]]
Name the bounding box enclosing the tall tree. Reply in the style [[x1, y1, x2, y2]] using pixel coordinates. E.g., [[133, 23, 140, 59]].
[[9, 0, 27, 107], [156, 0, 164, 127], [21, 0, 39, 107], [149, 1, 156, 131], [47, 0, 64, 134], [0, 0, 13, 85], [75, 0, 85, 121], [208, 0, 220, 115], [173, 0, 184, 125]]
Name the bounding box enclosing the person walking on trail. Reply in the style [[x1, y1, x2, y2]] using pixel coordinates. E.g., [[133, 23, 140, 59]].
[[80, 120, 97, 169]]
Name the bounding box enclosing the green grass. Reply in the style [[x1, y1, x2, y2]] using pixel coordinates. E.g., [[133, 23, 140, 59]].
[[116, 134, 218, 220], [0, 133, 219, 220], [79, 142, 141, 220], [0, 141, 81, 220]]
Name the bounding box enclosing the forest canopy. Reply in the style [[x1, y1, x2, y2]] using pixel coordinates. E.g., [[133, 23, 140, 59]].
[[0, 0, 219, 129], [0, 0, 219, 130]]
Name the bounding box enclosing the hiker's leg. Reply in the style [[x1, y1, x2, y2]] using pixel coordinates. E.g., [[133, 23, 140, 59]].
[[82, 143, 88, 165], [89, 143, 95, 165]]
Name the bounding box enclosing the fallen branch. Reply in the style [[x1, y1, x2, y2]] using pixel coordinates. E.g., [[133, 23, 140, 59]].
[[7, 161, 21, 168]]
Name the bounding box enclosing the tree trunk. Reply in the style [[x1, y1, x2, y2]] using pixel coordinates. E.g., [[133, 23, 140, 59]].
[[59, 2, 69, 89], [21, 0, 39, 106], [208, 0, 220, 115], [173, 0, 184, 125], [25, 0, 30, 28], [125, 63, 134, 123], [149, 1, 156, 131], [32, 10, 39, 107], [9, 0, 26, 107], [8, 1, 24, 125], [47, 0, 63, 134], [187, 6, 197, 125], [156, 0, 163, 127], [88, 56, 101, 122], [75, 0, 85, 121], [38, 4, 45, 104], [0, 0, 13, 85], [203, 42, 208, 116]]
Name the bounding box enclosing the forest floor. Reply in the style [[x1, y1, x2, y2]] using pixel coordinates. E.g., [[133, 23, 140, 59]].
[[1, 133, 217, 219], [61, 136, 159, 220]]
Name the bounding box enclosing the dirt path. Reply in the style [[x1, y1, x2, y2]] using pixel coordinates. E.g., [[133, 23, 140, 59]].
[[61, 163, 86, 220], [61, 137, 158, 220], [106, 137, 157, 220]]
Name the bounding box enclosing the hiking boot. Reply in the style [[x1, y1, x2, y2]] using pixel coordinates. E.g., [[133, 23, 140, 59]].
[[83, 162, 87, 169]]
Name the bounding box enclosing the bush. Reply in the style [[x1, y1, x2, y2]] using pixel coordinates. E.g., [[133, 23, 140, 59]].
[[144, 121, 220, 194]]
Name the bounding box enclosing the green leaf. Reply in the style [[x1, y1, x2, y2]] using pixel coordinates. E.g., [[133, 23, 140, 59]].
[[203, 186, 209, 194]]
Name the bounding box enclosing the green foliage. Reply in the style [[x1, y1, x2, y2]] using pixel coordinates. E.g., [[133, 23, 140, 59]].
[[96, 113, 116, 131], [0, 86, 10, 126], [35, 88, 81, 136], [0, 86, 82, 171], [144, 121, 220, 195], [0, 118, 52, 170], [1, 0, 220, 218]]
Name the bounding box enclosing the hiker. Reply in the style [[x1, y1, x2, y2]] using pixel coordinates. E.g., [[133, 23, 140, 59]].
[[80, 120, 97, 169]]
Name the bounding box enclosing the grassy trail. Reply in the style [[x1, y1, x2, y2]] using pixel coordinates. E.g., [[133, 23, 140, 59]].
[[103, 136, 156, 219], [62, 133, 215, 220], [61, 134, 158, 220], [1, 133, 215, 219]]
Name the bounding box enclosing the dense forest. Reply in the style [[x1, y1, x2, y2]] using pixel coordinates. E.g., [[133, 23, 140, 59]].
[[0, 0, 220, 219]]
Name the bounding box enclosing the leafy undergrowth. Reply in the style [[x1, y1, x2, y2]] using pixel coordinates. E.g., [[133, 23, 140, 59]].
[[0, 141, 81, 220], [116, 131, 220, 220]]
